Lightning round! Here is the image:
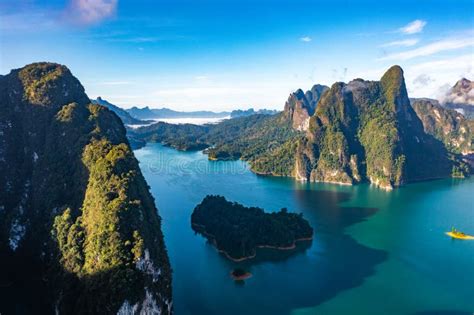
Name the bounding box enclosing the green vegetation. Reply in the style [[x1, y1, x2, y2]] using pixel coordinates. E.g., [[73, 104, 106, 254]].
[[451, 158, 471, 178], [411, 98, 474, 155], [130, 113, 301, 176], [53, 208, 85, 274], [129, 66, 470, 189], [191, 195, 313, 260], [250, 139, 299, 176], [0, 63, 171, 314], [18, 62, 90, 107], [301, 66, 457, 188]]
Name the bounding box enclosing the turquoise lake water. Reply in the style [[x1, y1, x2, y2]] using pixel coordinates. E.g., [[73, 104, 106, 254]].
[[134, 143, 474, 315]]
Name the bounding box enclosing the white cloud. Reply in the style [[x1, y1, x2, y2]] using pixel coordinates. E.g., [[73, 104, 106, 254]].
[[409, 54, 474, 72], [353, 53, 473, 99], [380, 38, 419, 48], [413, 74, 434, 87], [398, 19, 427, 34], [378, 36, 474, 61], [68, 0, 117, 25], [300, 36, 312, 42], [405, 54, 474, 98], [0, 1, 117, 32]]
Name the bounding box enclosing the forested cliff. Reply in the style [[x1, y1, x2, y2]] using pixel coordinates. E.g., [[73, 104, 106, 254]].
[[128, 66, 472, 189], [0, 63, 172, 314]]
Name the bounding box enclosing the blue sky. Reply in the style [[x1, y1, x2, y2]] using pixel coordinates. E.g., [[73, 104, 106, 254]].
[[1, 0, 473, 110]]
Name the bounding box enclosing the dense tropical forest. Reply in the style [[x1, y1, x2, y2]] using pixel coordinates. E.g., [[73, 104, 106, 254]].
[[130, 66, 473, 190], [0, 63, 172, 314], [191, 195, 314, 260], [128, 113, 301, 176]]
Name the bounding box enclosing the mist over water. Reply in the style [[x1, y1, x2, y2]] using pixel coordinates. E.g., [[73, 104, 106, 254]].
[[127, 117, 230, 129]]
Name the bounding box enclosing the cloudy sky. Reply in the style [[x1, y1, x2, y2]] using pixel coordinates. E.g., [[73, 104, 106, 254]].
[[1, 0, 473, 110]]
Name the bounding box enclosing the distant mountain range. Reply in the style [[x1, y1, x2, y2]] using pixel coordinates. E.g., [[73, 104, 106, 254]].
[[92, 97, 152, 125], [5, 61, 471, 313], [230, 108, 279, 118], [92, 97, 278, 123], [97, 77, 474, 126], [127, 106, 230, 120]]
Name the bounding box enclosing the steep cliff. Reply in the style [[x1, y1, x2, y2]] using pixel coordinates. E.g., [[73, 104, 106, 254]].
[[283, 84, 328, 131], [127, 66, 469, 189], [297, 66, 453, 189], [0, 63, 171, 314], [412, 98, 474, 155]]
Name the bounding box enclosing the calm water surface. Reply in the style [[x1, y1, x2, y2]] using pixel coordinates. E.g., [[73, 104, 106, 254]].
[[134, 143, 474, 315]]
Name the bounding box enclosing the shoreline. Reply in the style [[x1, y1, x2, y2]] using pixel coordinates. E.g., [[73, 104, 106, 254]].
[[134, 141, 471, 191], [230, 271, 252, 281], [192, 223, 313, 262]]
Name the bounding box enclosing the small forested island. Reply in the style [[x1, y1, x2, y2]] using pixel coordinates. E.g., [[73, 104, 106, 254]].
[[191, 195, 314, 261]]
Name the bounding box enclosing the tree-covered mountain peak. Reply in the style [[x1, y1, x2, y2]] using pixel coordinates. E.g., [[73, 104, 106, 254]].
[[380, 65, 410, 112], [299, 65, 457, 189], [128, 65, 471, 190], [13, 62, 90, 108], [0, 62, 172, 314]]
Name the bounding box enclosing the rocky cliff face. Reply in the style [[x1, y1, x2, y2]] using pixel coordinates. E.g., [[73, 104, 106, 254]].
[[126, 66, 469, 189], [296, 66, 453, 189], [0, 63, 171, 314], [412, 98, 474, 155], [441, 78, 474, 118], [283, 84, 328, 131]]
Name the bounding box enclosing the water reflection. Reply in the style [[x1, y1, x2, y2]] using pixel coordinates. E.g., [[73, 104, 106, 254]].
[[137, 144, 390, 315], [190, 187, 388, 314]]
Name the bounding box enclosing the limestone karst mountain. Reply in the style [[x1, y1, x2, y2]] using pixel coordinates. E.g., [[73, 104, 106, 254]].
[[411, 98, 473, 155], [126, 66, 472, 189], [294, 66, 454, 189], [441, 78, 474, 118], [283, 84, 328, 131], [0, 63, 172, 314]]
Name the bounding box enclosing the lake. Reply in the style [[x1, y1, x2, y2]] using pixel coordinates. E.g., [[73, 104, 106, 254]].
[[134, 143, 474, 315]]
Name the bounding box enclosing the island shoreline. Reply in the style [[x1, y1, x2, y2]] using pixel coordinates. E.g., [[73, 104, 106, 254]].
[[192, 223, 314, 262]]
